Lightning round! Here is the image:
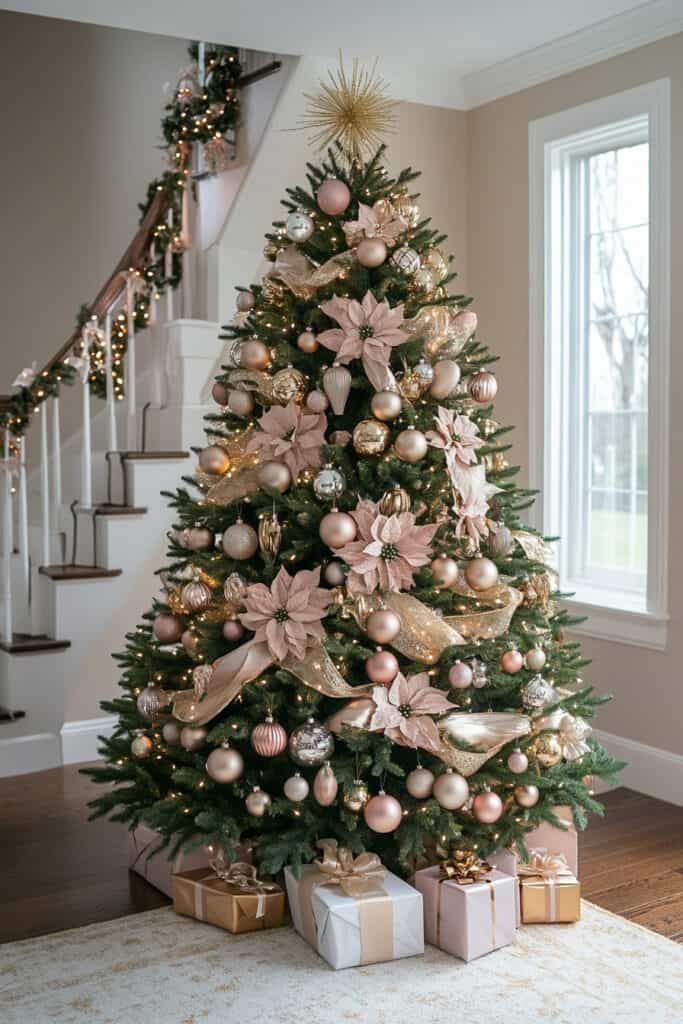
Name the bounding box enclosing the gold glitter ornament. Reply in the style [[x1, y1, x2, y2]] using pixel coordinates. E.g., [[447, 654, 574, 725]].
[[378, 485, 411, 516], [528, 732, 563, 768], [393, 192, 420, 229], [301, 57, 397, 161], [258, 513, 282, 557], [352, 418, 390, 455]]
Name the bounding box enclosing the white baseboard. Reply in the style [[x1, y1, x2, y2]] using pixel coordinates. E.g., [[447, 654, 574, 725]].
[[0, 732, 61, 777], [60, 716, 117, 765], [593, 728, 683, 807]]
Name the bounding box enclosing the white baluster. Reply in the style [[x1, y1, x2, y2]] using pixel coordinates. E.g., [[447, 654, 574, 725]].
[[80, 357, 93, 509], [148, 245, 164, 408], [39, 403, 50, 566], [104, 309, 118, 451], [165, 208, 174, 322], [149, 242, 157, 326], [181, 185, 192, 319], [125, 274, 137, 450], [17, 434, 29, 600], [51, 395, 62, 509], [2, 431, 13, 643]]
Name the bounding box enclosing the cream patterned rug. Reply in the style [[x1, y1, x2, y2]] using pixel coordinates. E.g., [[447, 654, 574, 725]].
[[2, 903, 682, 1024]]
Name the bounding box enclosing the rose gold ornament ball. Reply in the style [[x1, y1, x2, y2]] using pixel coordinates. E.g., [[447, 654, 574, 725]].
[[153, 613, 183, 644], [395, 427, 428, 463], [317, 178, 351, 216], [324, 560, 346, 586], [357, 237, 387, 267], [366, 609, 401, 645], [472, 790, 504, 823], [245, 787, 271, 817], [250, 716, 288, 757], [211, 381, 228, 406], [500, 649, 524, 674], [186, 526, 213, 552], [181, 629, 198, 654], [222, 521, 259, 560], [206, 743, 244, 783], [297, 328, 319, 353], [464, 556, 499, 591], [199, 445, 231, 475], [319, 510, 357, 548], [370, 389, 403, 422], [313, 762, 338, 806], [236, 290, 255, 313], [431, 555, 459, 588], [448, 660, 473, 689], [366, 648, 399, 685], [240, 339, 270, 371], [162, 721, 182, 745], [180, 726, 208, 752], [514, 784, 540, 808], [524, 647, 547, 672], [406, 766, 435, 799], [433, 769, 469, 809], [222, 619, 244, 642], [131, 733, 153, 759], [257, 460, 292, 493], [429, 359, 461, 400], [507, 749, 529, 774], [363, 791, 403, 833], [227, 390, 254, 417], [306, 389, 329, 413]]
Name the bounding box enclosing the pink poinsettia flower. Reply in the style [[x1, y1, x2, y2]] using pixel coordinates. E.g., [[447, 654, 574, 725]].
[[342, 201, 407, 246], [239, 566, 332, 662], [451, 463, 501, 548], [335, 498, 438, 594], [427, 407, 483, 468], [318, 291, 407, 392], [247, 400, 327, 480], [369, 672, 455, 753]]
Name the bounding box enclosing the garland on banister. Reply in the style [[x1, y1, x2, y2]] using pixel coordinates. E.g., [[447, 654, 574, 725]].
[[0, 43, 242, 437]]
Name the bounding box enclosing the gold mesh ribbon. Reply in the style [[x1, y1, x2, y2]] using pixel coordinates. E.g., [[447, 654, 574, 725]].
[[172, 638, 370, 724], [269, 246, 356, 299], [295, 840, 394, 966], [204, 465, 262, 506], [439, 850, 491, 885], [446, 580, 523, 642]]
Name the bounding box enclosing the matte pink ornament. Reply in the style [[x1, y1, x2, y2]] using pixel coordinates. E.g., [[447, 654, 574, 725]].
[[514, 784, 540, 807], [211, 381, 228, 406], [180, 630, 198, 654], [186, 527, 213, 552], [363, 791, 403, 833], [313, 762, 338, 806], [240, 339, 270, 371], [366, 648, 399, 685], [464, 556, 499, 592], [500, 649, 524, 674], [250, 715, 288, 757], [257, 461, 292, 493], [319, 510, 357, 548], [473, 790, 504, 823], [236, 290, 255, 312], [317, 178, 351, 216], [433, 769, 469, 809], [222, 619, 245, 642], [507, 749, 529, 774], [306, 390, 329, 413], [448, 660, 473, 689], [297, 328, 319, 353], [227, 390, 254, 417], [366, 609, 401, 645], [357, 237, 387, 267], [153, 613, 183, 644], [395, 427, 428, 463], [431, 556, 459, 588]]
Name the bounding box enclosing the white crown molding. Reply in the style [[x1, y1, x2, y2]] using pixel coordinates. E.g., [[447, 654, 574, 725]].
[[463, 0, 683, 109]]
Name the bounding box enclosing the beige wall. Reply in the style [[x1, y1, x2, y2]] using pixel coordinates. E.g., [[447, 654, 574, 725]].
[[467, 33, 683, 755], [0, 11, 187, 384]]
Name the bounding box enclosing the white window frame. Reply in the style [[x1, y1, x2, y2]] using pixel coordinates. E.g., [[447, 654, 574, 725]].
[[529, 80, 670, 650]]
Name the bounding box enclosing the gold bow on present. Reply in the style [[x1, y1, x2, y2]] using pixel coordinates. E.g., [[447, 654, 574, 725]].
[[517, 849, 572, 880], [315, 839, 386, 898], [212, 857, 280, 896], [439, 849, 492, 886]]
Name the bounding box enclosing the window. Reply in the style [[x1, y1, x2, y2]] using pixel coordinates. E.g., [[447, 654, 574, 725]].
[[529, 81, 670, 648]]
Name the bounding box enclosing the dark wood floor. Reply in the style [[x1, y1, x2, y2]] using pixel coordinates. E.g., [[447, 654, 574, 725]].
[[1, 766, 682, 945]]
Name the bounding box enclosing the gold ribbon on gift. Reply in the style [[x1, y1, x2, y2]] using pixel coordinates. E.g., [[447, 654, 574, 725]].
[[518, 849, 573, 923], [269, 246, 356, 299], [206, 858, 280, 919], [295, 840, 394, 966], [172, 637, 371, 724]]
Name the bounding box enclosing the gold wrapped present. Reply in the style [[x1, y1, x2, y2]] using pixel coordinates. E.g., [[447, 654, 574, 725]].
[[172, 860, 285, 934], [519, 850, 581, 924]]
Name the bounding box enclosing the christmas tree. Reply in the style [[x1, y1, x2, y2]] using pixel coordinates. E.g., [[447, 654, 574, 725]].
[[86, 62, 622, 878]]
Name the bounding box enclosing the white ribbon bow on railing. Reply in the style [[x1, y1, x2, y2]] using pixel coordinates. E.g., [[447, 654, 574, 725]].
[[12, 362, 37, 388], [64, 353, 90, 383]]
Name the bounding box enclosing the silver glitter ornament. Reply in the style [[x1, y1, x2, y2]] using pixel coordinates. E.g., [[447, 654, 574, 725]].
[[414, 358, 435, 389], [286, 210, 314, 242], [288, 717, 335, 767], [521, 673, 557, 710], [313, 465, 346, 501], [391, 245, 420, 275]]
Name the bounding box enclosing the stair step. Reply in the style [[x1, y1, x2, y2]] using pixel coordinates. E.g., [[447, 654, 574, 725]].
[[93, 505, 147, 516], [0, 633, 71, 654], [39, 565, 123, 581], [0, 706, 26, 723], [121, 451, 189, 460]]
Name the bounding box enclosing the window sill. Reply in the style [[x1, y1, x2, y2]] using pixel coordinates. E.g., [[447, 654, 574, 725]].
[[562, 594, 668, 651]]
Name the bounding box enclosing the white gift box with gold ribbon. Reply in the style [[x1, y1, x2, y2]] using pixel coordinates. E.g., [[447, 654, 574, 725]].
[[284, 842, 423, 970]]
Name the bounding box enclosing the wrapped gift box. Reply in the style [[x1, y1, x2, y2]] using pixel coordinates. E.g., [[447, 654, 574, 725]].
[[127, 824, 212, 898], [485, 848, 521, 926], [524, 806, 578, 876], [519, 851, 581, 923], [285, 844, 424, 970], [414, 865, 516, 962], [173, 865, 285, 934]]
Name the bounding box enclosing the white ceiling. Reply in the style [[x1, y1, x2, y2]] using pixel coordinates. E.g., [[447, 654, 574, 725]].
[[3, 0, 682, 106]]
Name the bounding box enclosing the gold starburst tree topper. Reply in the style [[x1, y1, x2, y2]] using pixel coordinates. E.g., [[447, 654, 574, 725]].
[[302, 56, 396, 161]]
